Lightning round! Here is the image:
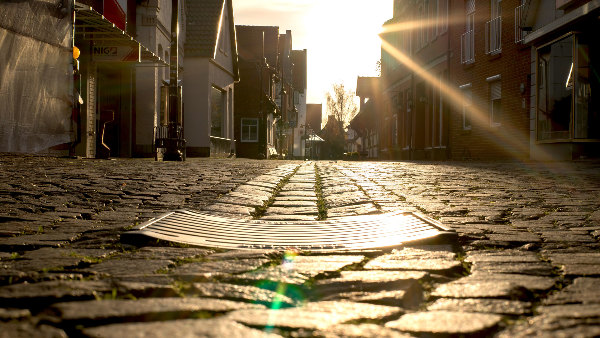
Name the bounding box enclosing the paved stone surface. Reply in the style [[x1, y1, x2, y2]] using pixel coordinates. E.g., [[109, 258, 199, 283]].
[[189, 282, 298, 307], [427, 298, 533, 315], [50, 297, 264, 323], [82, 319, 281, 338], [227, 301, 401, 330], [385, 310, 503, 335], [1, 155, 599, 336]]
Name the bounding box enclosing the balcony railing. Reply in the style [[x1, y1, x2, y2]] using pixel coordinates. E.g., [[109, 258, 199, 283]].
[[485, 16, 502, 54], [515, 4, 527, 43], [461, 30, 475, 64]]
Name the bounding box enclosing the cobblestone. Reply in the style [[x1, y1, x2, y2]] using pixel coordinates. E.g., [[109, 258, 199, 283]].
[[1, 155, 600, 336]]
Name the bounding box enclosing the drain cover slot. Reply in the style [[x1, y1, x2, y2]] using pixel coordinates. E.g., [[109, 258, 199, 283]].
[[124, 210, 457, 251]]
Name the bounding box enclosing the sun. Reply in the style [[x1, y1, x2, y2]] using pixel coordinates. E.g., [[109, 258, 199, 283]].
[[300, 0, 393, 102]]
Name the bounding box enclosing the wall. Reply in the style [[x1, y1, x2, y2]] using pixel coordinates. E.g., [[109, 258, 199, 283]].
[[184, 58, 210, 154], [0, 1, 72, 153]]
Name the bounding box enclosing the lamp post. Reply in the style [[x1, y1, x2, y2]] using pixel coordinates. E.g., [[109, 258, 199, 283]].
[[163, 0, 185, 161]]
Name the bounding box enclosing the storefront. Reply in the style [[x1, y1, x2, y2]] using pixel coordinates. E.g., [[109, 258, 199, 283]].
[[73, 2, 164, 158], [525, 1, 600, 159]]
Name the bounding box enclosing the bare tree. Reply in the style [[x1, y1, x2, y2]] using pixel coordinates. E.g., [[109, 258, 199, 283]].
[[326, 83, 358, 128]]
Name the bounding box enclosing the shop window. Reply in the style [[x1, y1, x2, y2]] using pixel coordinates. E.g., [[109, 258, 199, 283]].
[[574, 35, 600, 139], [241, 118, 258, 142], [537, 35, 573, 141]]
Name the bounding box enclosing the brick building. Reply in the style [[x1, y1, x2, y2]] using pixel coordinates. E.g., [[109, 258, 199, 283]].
[[380, 0, 451, 160], [448, 0, 531, 160], [378, 0, 532, 160]]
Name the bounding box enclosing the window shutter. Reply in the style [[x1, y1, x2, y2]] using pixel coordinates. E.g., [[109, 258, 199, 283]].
[[466, 0, 475, 14], [490, 81, 501, 100]]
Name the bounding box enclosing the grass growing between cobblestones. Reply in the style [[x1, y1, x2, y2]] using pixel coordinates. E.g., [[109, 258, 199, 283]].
[[313, 164, 328, 220], [250, 166, 300, 219]]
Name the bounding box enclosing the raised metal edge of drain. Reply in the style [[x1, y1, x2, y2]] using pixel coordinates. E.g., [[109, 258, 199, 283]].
[[122, 209, 458, 251]]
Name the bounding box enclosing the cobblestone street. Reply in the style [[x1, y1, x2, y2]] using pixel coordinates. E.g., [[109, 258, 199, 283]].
[[1, 154, 600, 337]]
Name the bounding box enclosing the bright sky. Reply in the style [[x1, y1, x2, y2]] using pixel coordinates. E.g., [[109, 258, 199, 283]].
[[233, 0, 393, 105]]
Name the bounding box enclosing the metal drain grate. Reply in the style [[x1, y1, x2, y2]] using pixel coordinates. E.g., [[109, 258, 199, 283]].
[[124, 210, 457, 251]]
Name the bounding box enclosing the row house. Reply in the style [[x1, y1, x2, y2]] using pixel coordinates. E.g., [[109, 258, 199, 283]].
[[0, 0, 244, 160], [522, 0, 600, 160], [367, 0, 597, 160], [450, 0, 531, 160], [74, 0, 178, 159], [350, 77, 383, 159], [234, 26, 307, 159], [234, 26, 280, 159], [184, 0, 239, 157], [277, 30, 295, 158], [291, 49, 308, 159], [368, 0, 532, 161], [375, 0, 451, 160], [0, 0, 184, 158]]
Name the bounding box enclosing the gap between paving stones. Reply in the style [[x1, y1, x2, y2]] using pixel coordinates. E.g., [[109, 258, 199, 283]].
[[249, 165, 302, 219]]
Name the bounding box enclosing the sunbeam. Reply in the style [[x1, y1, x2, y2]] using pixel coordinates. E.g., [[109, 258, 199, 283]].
[[379, 37, 556, 162]]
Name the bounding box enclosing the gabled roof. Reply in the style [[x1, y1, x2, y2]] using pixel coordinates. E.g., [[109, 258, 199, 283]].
[[235, 25, 280, 68], [185, 0, 239, 79]]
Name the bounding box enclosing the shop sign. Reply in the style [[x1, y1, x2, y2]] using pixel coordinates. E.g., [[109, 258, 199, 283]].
[[92, 45, 140, 62]]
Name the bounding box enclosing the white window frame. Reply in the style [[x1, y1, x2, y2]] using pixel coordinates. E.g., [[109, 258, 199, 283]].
[[515, 0, 527, 43], [461, 0, 475, 64], [485, 0, 502, 54], [241, 118, 259, 142]]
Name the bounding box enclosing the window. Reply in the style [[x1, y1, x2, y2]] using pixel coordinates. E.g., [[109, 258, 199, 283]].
[[241, 118, 258, 142], [537, 36, 573, 141], [537, 34, 600, 141], [439, 0, 448, 34], [515, 0, 527, 43], [486, 0, 502, 54], [461, 85, 472, 130], [461, 0, 475, 64], [211, 86, 225, 137], [432, 0, 438, 39], [490, 80, 502, 126], [418, 1, 428, 49]]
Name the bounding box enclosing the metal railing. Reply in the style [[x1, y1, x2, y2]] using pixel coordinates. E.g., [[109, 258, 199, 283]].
[[461, 30, 475, 64], [154, 124, 185, 149], [515, 4, 527, 43], [210, 136, 234, 157], [485, 16, 502, 54]]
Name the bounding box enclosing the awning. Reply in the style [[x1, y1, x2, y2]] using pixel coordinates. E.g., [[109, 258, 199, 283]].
[[74, 3, 166, 66]]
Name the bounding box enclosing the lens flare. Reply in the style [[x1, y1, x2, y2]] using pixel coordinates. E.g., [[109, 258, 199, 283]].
[[253, 250, 306, 333]]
